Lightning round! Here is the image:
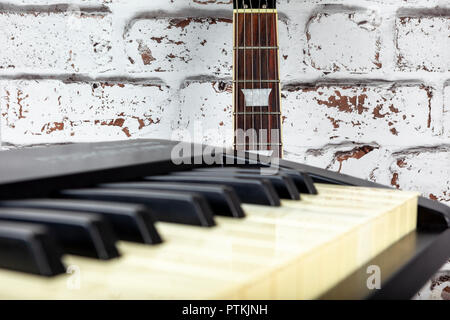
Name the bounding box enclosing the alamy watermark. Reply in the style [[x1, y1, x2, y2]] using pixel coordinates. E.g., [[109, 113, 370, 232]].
[[367, 265, 381, 290], [170, 123, 281, 175], [66, 264, 81, 290]]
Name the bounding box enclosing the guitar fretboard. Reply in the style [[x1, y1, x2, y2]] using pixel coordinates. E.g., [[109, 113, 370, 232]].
[[233, 1, 282, 158]]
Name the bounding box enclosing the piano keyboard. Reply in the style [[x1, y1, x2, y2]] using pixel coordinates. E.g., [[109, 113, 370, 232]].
[[0, 140, 448, 300]]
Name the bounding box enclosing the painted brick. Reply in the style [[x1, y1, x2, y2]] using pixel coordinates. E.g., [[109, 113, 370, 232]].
[[306, 11, 382, 72], [445, 84, 450, 138], [173, 80, 440, 151], [283, 143, 389, 183], [8, 0, 228, 8], [284, 143, 450, 205], [8, 1, 111, 4], [125, 17, 233, 76], [0, 80, 172, 144], [125, 15, 296, 78], [278, 18, 306, 80], [185, 0, 232, 6], [415, 270, 450, 300], [282, 83, 435, 147], [0, 10, 113, 73], [176, 80, 233, 147], [295, 0, 441, 3], [389, 147, 450, 203], [396, 16, 450, 72]]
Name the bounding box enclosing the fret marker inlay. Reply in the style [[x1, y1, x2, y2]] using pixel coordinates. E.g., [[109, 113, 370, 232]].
[[241, 88, 272, 107]]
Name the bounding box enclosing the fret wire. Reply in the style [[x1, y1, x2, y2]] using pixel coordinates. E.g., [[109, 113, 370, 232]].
[[234, 112, 281, 115], [234, 80, 279, 83], [234, 143, 283, 146], [233, 9, 276, 13], [234, 46, 278, 49]]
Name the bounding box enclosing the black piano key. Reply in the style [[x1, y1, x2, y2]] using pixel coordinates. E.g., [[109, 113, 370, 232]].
[[59, 189, 216, 227], [0, 208, 119, 260], [281, 170, 318, 195], [0, 222, 66, 276], [196, 167, 318, 195], [98, 182, 245, 218], [0, 199, 162, 245], [145, 176, 281, 206], [185, 169, 300, 200], [255, 168, 317, 195]]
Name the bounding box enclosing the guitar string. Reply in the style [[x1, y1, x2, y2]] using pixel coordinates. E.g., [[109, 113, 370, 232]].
[[265, 0, 271, 152], [235, 0, 239, 151], [250, 0, 255, 151], [242, 0, 246, 150], [258, 0, 263, 152], [273, 4, 281, 157]]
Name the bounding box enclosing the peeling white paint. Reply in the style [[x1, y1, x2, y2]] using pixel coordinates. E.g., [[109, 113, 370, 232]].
[[0, 11, 113, 74]]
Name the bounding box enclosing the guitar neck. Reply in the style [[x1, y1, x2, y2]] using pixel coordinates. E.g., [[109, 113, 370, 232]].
[[233, 0, 282, 158]]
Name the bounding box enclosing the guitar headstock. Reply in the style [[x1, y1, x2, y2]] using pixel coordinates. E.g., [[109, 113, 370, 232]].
[[233, 0, 276, 9]]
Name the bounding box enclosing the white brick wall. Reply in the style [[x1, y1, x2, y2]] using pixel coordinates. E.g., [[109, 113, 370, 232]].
[[0, 0, 449, 298], [125, 17, 233, 75], [396, 15, 450, 72], [0, 80, 172, 144], [306, 11, 382, 72], [282, 83, 436, 146], [0, 10, 114, 74]]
